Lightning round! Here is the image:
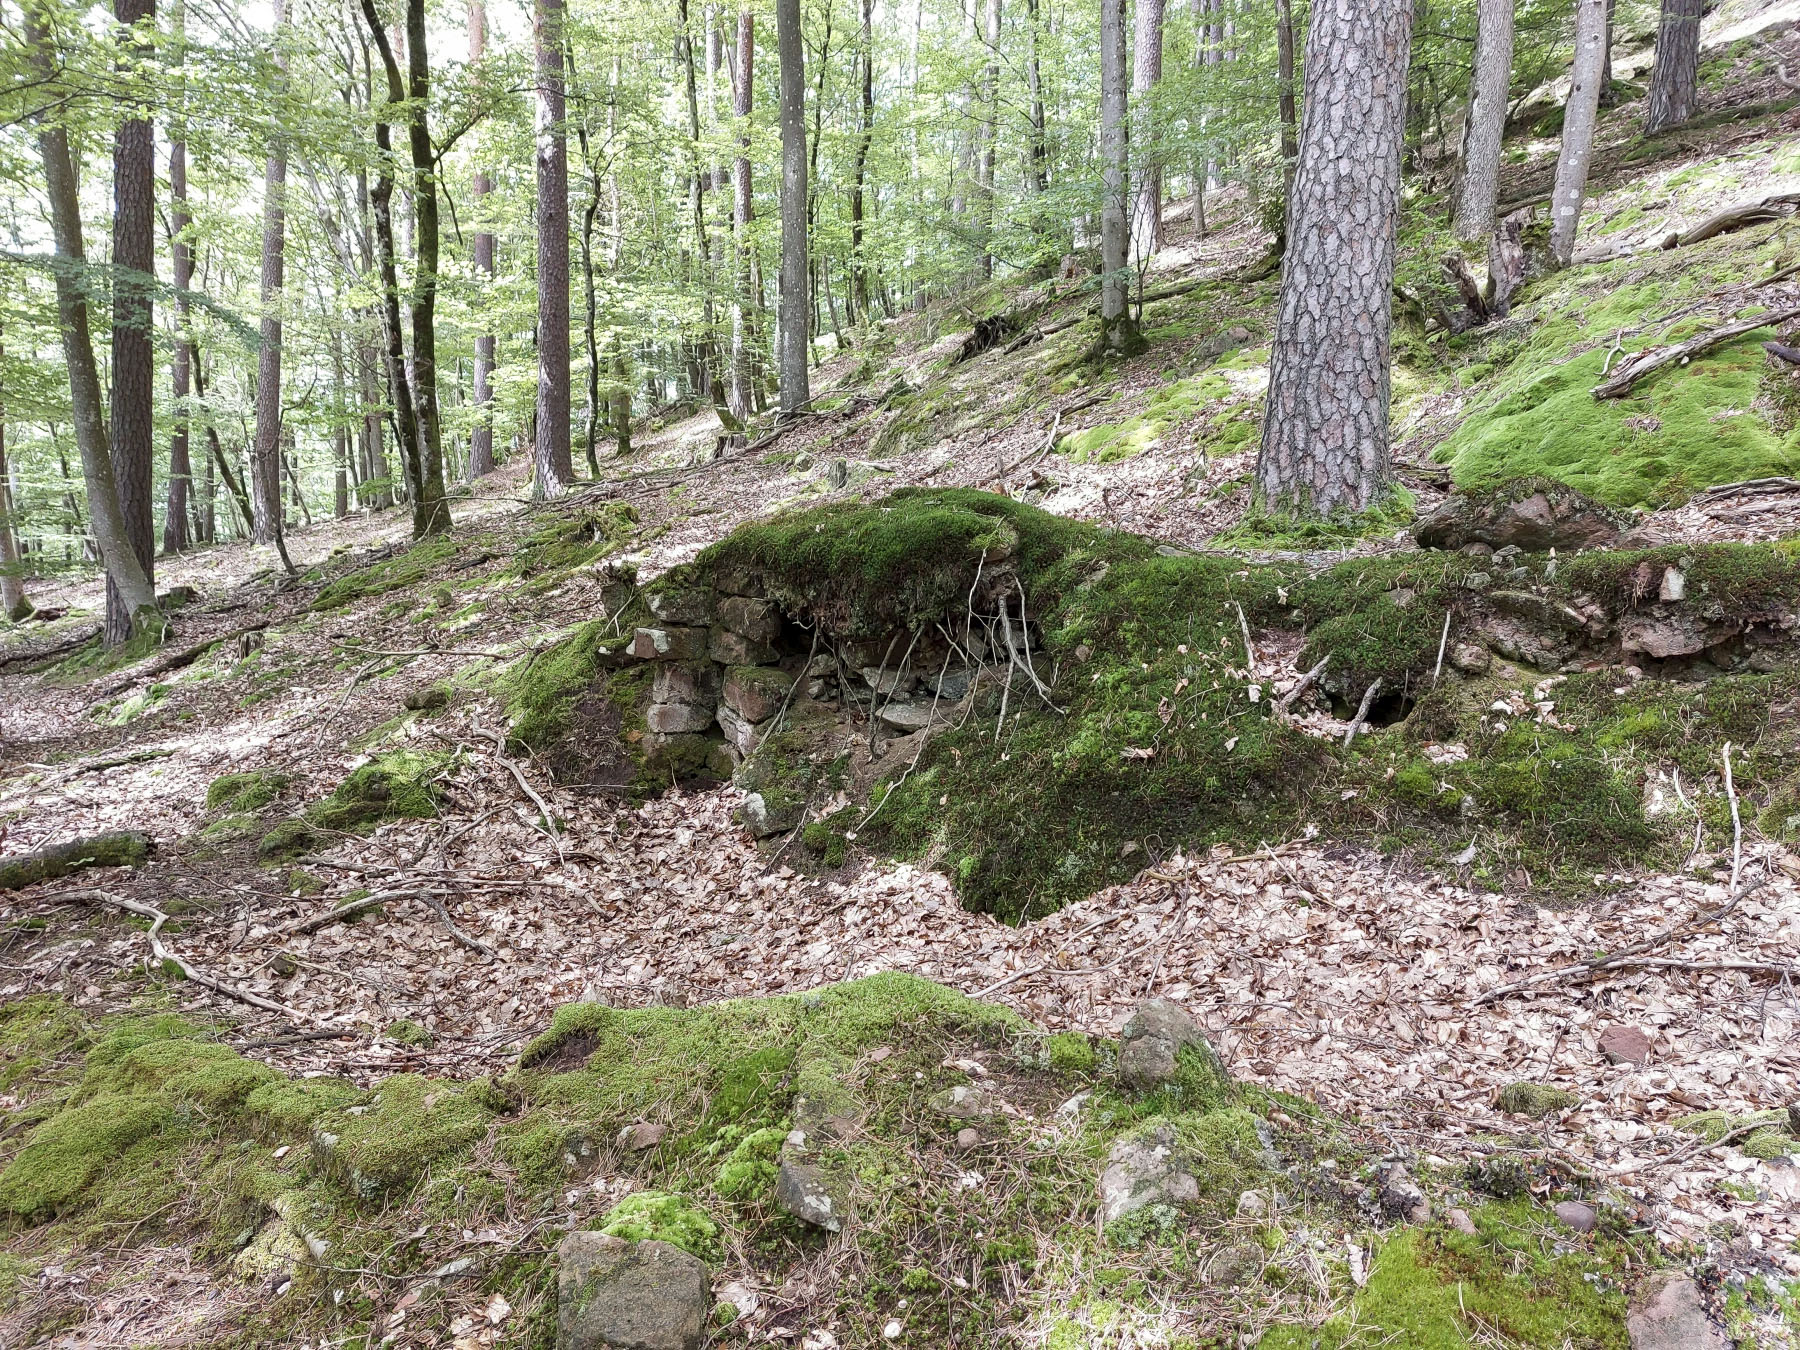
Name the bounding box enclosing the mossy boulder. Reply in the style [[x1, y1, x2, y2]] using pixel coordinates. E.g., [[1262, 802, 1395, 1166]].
[[309, 1075, 498, 1198], [205, 769, 289, 814], [1415, 476, 1627, 553], [304, 753, 445, 833]]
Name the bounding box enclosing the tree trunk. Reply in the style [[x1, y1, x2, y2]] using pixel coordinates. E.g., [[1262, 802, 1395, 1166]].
[[849, 0, 874, 315], [1274, 0, 1298, 212], [1256, 0, 1414, 517], [1026, 0, 1048, 197], [1130, 0, 1164, 263], [162, 0, 191, 556], [1643, 0, 1702, 135], [1598, 0, 1618, 107], [534, 0, 573, 496], [251, 0, 289, 544], [0, 338, 30, 622], [332, 328, 350, 517], [581, 156, 603, 471], [1454, 0, 1515, 242], [106, 0, 156, 646], [730, 9, 756, 422], [1096, 0, 1139, 355], [468, 0, 496, 478], [191, 354, 253, 535], [27, 6, 158, 634], [775, 0, 810, 417], [1549, 0, 1609, 266], [978, 0, 1001, 277], [401, 0, 450, 535]]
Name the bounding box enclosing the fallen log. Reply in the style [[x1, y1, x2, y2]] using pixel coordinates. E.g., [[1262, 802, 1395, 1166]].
[[0, 831, 152, 892], [1591, 304, 1800, 399], [1661, 193, 1800, 250]]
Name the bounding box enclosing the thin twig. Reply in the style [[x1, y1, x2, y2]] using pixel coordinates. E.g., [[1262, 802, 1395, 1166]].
[[1234, 602, 1257, 675], [1278, 656, 1330, 713], [1342, 678, 1382, 748], [1432, 611, 1452, 685], [1723, 740, 1743, 897]]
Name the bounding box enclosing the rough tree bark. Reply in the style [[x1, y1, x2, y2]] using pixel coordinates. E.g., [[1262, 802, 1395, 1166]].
[[468, 0, 496, 478], [1130, 0, 1165, 263], [163, 0, 191, 555], [1454, 0, 1515, 242], [775, 0, 810, 417], [106, 0, 156, 646], [1189, 0, 1209, 236], [730, 9, 756, 422], [1643, 0, 1702, 135], [1598, 0, 1618, 107], [534, 0, 574, 496], [1025, 0, 1048, 200], [1255, 0, 1414, 516], [26, 5, 159, 632], [1096, 0, 1140, 355], [977, 0, 1001, 277], [1549, 0, 1609, 266], [251, 0, 289, 544]]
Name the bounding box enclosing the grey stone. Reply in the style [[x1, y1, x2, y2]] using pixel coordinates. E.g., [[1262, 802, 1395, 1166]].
[[1626, 1272, 1727, 1350], [860, 666, 918, 696], [1619, 612, 1741, 660], [1204, 1242, 1265, 1289], [716, 703, 764, 757], [955, 1127, 980, 1150], [1099, 1124, 1199, 1223], [1554, 1200, 1598, 1233], [1116, 998, 1222, 1092], [1448, 642, 1492, 675], [709, 628, 778, 667], [1488, 589, 1590, 633], [775, 1159, 848, 1231], [739, 791, 801, 838], [630, 626, 709, 661], [1447, 1206, 1479, 1235], [1376, 1162, 1427, 1221], [1465, 571, 1494, 592], [1659, 567, 1686, 602], [652, 662, 721, 707], [556, 1231, 710, 1350], [933, 667, 976, 701], [928, 1083, 1007, 1122], [644, 587, 714, 626], [715, 595, 783, 642], [876, 700, 936, 734], [723, 666, 794, 724], [1415, 482, 1624, 554], [646, 702, 717, 736]]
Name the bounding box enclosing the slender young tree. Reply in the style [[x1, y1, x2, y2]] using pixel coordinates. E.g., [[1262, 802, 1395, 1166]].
[[1274, 0, 1298, 211], [775, 0, 810, 416], [163, 0, 191, 554], [400, 0, 450, 533], [26, 2, 158, 635], [1599, 0, 1618, 106], [0, 332, 30, 622], [848, 0, 875, 316], [468, 0, 496, 478], [535, 0, 573, 494], [1643, 0, 1703, 134], [1130, 0, 1165, 262], [251, 0, 290, 543], [106, 0, 156, 645], [1454, 0, 1516, 242], [729, 8, 757, 420], [1096, 0, 1139, 355], [1549, 0, 1609, 266], [977, 0, 1001, 277], [1256, 0, 1414, 516]]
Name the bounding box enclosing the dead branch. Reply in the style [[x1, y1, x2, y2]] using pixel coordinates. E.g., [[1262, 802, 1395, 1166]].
[[1592, 304, 1800, 399], [1278, 657, 1330, 713], [274, 890, 394, 936], [1661, 193, 1800, 250], [1691, 475, 1800, 503], [0, 625, 103, 671], [53, 888, 317, 1023], [1765, 340, 1800, 367], [419, 892, 498, 960], [1342, 678, 1382, 748]]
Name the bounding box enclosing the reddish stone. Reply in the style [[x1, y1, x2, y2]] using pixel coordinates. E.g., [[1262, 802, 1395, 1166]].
[[1598, 1025, 1653, 1067]]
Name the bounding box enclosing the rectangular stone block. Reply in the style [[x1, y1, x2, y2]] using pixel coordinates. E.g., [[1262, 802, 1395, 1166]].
[[709, 628, 778, 667], [723, 666, 795, 724], [646, 701, 717, 735], [715, 595, 783, 642], [644, 586, 714, 625], [630, 626, 709, 661], [652, 661, 721, 706]]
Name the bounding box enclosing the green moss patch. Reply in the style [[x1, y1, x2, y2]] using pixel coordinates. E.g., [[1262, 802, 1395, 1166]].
[[1058, 373, 1230, 464], [506, 503, 638, 579], [311, 535, 459, 613], [205, 770, 289, 814], [304, 752, 446, 833]]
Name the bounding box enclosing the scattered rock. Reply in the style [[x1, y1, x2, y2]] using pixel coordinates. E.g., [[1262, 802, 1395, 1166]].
[[1658, 567, 1686, 603], [1554, 1200, 1598, 1233], [1116, 998, 1222, 1092], [1626, 1271, 1728, 1350], [1494, 1081, 1580, 1119], [1204, 1242, 1265, 1288], [738, 791, 801, 838], [1415, 479, 1623, 553], [774, 1159, 848, 1232], [404, 686, 449, 711], [1448, 641, 1493, 674], [1598, 1025, 1653, 1067], [875, 700, 935, 733], [556, 1231, 710, 1350], [955, 1127, 980, 1150], [1619, 611, 1742, 660], [1235, 1188, 1272, 1219], [1447, 1206, 1479, 1235], [927, 1083, 1008, 1122], [1099, 1124, 1199, 1223], [1376, 1161, 1426, 1221], [622, 1122, 667, 1152], [933, 667, 976, 700]]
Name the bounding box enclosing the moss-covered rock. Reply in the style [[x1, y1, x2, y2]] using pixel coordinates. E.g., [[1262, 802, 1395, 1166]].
[[204, 770, 289, 814], [1494, 1082, 1581, 1119], [303, 752, 445, 833]]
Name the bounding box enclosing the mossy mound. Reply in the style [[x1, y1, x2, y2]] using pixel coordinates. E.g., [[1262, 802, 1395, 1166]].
[[506, 503, 639, 579], [303, 752, 446, 833], [205, 770, 289, 814], [311, 535, 459, 613]]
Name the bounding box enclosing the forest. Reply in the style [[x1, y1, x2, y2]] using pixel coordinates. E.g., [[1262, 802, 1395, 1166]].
[[0, 0, 1799, 1343]]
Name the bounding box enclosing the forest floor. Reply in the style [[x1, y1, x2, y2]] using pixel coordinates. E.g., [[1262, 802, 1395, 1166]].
[[5, 9, 1800, 1348]]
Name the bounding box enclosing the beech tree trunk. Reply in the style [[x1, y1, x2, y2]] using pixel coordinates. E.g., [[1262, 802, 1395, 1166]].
[[468, 0, 496, 478], [1454, 0, 1515, 242], [1275, 0, 1298, 213], [1025, 0, 1048, 200], [1599, 0, 1618, 107], [849, 0, 875, 317], [1256, 0, 1414, 517], [1643, 0, 1702, 135], [775, 0, 810, 416], [1130, 0, 1165, 263], [1096, 0, 1139, 354], [106, 0, 156, 646], [535, 0, 574, 496], [0, 334, 30, 621], [977, 0, 1001, 278], [1549, 0, 1609, 266], [401, 0, 449, 535], [251, 0, 289, 544], [730, 9, 756, 422], [163, 0, 191, 555], [26, 7, 159, 633]]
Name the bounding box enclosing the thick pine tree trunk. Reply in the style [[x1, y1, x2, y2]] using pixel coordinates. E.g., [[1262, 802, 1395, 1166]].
[[1643, 0, 1702, 135], [106, 0, 156, 646], [163, 0, 191, 556], [1454, 0, 1515, 242], [775, 0, 810, 417], [1255, 0, 1414, 517], [730, 9, 757, 423], [468, 0, 496, 478], [251, 0, 289, 544], [535, 0, 574, 496], [27, 8, 158, 633], [1130, 0, 1164, 264], [1096, 0, 1139, 355], [1549, 0, 1609, 266]]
